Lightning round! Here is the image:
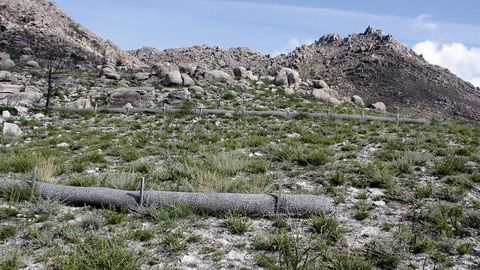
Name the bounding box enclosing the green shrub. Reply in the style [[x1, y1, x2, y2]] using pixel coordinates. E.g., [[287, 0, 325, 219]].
[[102, 209, 127, 225], [0, 225, 17, 241], [121, 148, 140, 162], [324, 253, 374, 270], [0, 207, 18, 220], [311, 213, 345, 243], [56, 235, 145, 269], [0, 252, 23, 270], [434, 156, 468, 176], [456, 242, 474, 255], [225, 212, 251, 235], [0, 184, 35, 203], [254, 230, 321, 270], [0, 152, 36, 173], [358, 162, 395, 189], [364, 238, 405, 270], [131, 228, 156, 242], [295, 147, 331, 166]]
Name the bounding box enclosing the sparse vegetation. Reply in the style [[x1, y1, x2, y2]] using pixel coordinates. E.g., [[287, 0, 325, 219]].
[[1, 105, 479, 269]]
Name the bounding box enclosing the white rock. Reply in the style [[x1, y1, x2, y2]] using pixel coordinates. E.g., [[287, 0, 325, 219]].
[[368, 188, 385, 197], [370, 102, 387, 112], [373, 200, 386, 207], [181, 255, 198, 266], [14, 106, 28, 114], [2, 110, 11, 118], [123, 103, 134, 109], [33, 113, 45, 119], [284, 88, 295, 95], [57, 142, 70, 148], [3, 122, 22, 137]]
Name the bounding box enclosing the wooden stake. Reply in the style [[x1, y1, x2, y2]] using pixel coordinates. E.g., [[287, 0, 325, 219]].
[[30, 166, 38, 188], [139, 177, 145, 207]]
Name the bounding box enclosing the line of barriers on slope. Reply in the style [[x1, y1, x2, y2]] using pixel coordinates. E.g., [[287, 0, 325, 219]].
[[43, 104, 430, 124], [0, 177, 334, 217]]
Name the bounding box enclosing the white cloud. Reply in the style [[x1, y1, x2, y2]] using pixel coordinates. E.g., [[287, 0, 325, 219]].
[[413, 14, 438, 31], [271, 37, 315, 56], [413, 40, 480, 87]]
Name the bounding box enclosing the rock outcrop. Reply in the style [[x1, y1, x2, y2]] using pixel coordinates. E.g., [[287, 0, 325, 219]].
[[0, 0, 145, 68], [107, 87, 154, 107]]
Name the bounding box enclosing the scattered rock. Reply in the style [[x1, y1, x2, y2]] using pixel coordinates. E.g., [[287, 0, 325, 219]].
[[33, 113, 45, 119], [312, 88, 330, 101], [57, 142, 70, 148], [352, 95, 365, 107], [100, 64, 121, 80], [181, 255, 198, 266], [0, 71, 12, 82], [134, 72, 150, 81], [3, 122, 22, 136], [233, 67, 257, 80], [275, 67, 301, 90], [108, 87, 154, 107], [0, 84, 42, 106], [370, 102, 387, 112], [0, 52, 15, 70], [14, 106, 28, 114], [123, 103, 134, 109], [284, 88, 295, 95], [2, 110, 11, 118], [165, 89, 191, 105], [66, 98, 92, 109], [181, 73, 195, 86], [178, 63, 196, 74], [312, 79, 329, 89], [25, 60, 39, 68], [165, 70, 183, 85], [329, 97, 342, 106], [204, 70, 232, 83]]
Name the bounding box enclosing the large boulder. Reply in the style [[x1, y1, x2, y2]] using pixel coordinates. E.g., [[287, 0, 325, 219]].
[[0, 84, 41, 106], [233, 67, 257, 81], [153, 63, 169, 77], [275, 68, 301, 90], [165, 70, 183, 85], [370, 102, 387, 112], [204, 70, 232, 83], [312, 80, 329, 89], [312, 89, 330, 101], [66, 98, 92, 109], [165, 89, 191, 105], [108, 87, 154, 107], [0, 52, 15, 71], [134, 72, 150, 81], [100, 64, 121, 80], [181, 73, 195, 86], [178, 63, 196, 75], [3, 122, 22, 137], [312, 88, 342, 106], [351, 95, 365, 107], [25, 60, 40, 68], [0, 71, 12, 82]]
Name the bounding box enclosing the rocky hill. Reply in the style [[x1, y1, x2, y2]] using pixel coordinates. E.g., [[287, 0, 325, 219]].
[[273, 27, 480, 121], [132, 27, 480, 122], [130, 45, 271, 75], [0, 0, 144, 68]]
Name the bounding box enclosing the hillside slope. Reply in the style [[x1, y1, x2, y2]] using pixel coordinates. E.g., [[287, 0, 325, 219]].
[[132, 27, 480, 122], [275, 27, 480, 121], [0, 0, 144, 68]]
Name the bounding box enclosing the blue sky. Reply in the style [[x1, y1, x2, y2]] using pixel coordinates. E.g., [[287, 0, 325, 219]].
[[54, 0, 480, 86]]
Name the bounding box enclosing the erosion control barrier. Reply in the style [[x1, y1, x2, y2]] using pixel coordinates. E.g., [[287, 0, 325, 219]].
[[44, 105, 429, 124], [0, 178, 334, 217]]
